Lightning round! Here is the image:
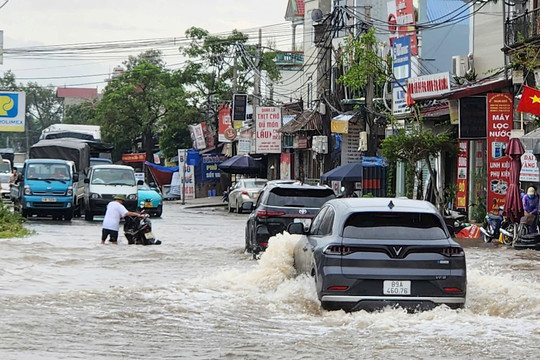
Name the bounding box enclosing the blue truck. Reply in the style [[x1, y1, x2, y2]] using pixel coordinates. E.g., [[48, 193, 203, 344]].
[[10, 140, 90, 220]]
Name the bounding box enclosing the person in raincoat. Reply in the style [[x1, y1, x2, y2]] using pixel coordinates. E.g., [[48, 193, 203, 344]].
[[522, 186, 539, 233]]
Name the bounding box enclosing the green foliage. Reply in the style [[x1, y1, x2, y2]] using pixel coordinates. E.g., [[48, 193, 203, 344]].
[[381, 119, 458, 200], [64, 101, 99, 125], [0, 204, 32, 238], [97, 59, 191, 161], [338, 28, 389, 91]]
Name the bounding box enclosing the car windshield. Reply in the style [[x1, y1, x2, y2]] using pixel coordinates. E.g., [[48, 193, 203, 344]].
[[92, 168, 135, 185], [243, 180, 267, 188], [0, 163, 10, 174], [267, 187, 335, 207], [26, 163, 70, 181], [343, 211, 447, 240]]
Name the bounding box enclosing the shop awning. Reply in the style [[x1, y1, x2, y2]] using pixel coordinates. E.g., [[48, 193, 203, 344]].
[[280, 109, 322, 134], [331, 112, 358, 134]]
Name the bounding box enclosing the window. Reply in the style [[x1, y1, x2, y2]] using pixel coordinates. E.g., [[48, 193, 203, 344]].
[[310, 207, 328, 235], [343, 211, 447, 240], [267, 187, 335, 208], [319, 207, 335, 235]]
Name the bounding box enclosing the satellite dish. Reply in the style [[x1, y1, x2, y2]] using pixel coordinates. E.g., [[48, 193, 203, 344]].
[[311, 9, 323, 23]]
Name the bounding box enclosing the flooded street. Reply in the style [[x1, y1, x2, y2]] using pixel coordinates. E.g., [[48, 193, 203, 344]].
[[1, 202, 539, 359]]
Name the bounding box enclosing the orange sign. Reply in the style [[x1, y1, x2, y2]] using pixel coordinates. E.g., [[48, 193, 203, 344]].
[[122, 153, 146, 163]]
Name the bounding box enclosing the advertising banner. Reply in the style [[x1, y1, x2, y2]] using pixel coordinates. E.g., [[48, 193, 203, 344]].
[[392, 35, 410, 115], [255, 106, 282, 154], [486, 93, 513, 212], [387, 0, 417, 56], [520, 150, 540, 182], [122, 153, 145, 163], [201, 154, 227, 182], [456, 140, 468, 210], [280, 153, 291, 180], [189, 123, 206, 150], [177, 149, 195, 200], [218, 104, 233, 143], [0, 91, 26, 132]]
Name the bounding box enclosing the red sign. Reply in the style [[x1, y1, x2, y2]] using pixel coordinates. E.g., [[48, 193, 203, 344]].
[[486, 93, 513, 213], [122, 153, 146, 163], [218, 104, 232, 143], [456, 141, 468, 210], [388, 0, 418, 56]]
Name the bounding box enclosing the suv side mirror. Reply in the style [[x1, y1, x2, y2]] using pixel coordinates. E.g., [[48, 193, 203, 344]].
[[137, 179, 144, 185], [287, 222, 307, 234], [242, 201, 254, 212]]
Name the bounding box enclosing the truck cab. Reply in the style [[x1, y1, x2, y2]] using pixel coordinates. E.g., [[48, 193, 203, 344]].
[[11, 159, 79, 220]]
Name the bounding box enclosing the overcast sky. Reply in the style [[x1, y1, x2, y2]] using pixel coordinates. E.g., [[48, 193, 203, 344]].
[[0, 0, 291, 90]]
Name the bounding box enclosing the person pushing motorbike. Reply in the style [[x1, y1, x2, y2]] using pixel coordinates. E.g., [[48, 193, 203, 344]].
[[101, 194, 143, 244], [522, 186, 539, 234]]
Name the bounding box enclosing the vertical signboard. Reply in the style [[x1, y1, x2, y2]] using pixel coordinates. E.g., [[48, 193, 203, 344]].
[[486, 93, 513, 213], [232, 94, 248, 129], [392, 35, 410, 116], [520, 150, 540, 182], [255, 106, 282, 154], [456, 140, 468, 210], [218, 104, 232, 143], [0, 91, 26, 132], [280, 153, 291, 180], [177, 149, 196, 200]]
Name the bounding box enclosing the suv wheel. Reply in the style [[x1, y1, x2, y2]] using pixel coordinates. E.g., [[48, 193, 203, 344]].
[[244, 227, 252, 253]]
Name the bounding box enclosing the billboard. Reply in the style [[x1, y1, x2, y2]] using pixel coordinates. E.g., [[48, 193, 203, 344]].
[[255, 106, 282, 154], [0, 91, 26, 132]]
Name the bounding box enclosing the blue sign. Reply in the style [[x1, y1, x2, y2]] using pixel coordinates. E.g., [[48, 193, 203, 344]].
[[187, 149, 200, 166], [392, 36, 411, 115], [0, 93, 19, 117]]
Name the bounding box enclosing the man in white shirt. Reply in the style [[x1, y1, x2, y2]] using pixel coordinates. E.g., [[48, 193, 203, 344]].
[[101, 194, 142, 244]]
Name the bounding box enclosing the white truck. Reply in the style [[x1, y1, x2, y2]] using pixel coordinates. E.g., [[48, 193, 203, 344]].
[[40, 124, 101, 142]]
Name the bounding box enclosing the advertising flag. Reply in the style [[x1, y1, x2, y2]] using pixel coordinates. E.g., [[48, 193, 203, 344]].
[[517, 85, 540, 117]]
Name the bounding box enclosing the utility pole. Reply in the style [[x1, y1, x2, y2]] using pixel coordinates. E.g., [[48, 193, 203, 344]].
[[253, 29, 262, 107], [364, 6, 376, 156]]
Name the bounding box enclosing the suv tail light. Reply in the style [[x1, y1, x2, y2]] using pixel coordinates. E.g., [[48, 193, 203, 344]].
[[441, 247, 464, 257], [256, 209, 286, 218], [242, 190, 249, 195], [324, 245, 352, 255]]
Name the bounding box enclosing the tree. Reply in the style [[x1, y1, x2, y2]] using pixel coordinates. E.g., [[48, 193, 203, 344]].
[[63, 100, 99, 125], [96, 59, 194, 162], [381, 110, 458, 208]]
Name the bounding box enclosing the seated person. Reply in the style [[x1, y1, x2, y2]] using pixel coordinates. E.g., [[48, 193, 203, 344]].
[[51, 168, 68, 179]]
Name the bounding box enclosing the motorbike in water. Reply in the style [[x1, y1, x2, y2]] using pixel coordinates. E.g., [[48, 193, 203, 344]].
[[479, 206, 515, 245], [124, 212, 162, 245], [443, 208, 468, 235]]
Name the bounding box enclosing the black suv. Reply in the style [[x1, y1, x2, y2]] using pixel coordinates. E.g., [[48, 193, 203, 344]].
[[243, 183, 336, 256]]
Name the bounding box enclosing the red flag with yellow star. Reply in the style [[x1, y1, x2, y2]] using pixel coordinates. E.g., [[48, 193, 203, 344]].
[[517, 85, 540, 117]]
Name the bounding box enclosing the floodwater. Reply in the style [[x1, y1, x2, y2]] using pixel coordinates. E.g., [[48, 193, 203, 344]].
[[0, 203, 539, 359]]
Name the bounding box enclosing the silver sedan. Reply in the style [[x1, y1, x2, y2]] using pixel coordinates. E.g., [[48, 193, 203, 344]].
[[228, 178, 268, 213]]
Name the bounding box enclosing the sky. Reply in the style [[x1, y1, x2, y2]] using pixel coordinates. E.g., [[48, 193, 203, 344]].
[[0, 0, 292, 91]]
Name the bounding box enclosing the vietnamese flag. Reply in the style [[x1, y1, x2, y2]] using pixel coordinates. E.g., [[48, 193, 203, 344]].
[[517, 85, 540, 117]]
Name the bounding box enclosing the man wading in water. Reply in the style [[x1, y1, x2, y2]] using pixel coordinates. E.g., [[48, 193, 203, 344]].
[[101, 194, 142, 244]]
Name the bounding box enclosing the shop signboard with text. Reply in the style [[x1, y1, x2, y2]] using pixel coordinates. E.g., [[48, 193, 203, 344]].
[[177, 149, 195, 200], [255, 106, 282, 154], [486, 93, 512, 212], [456, 141, 468, 210]]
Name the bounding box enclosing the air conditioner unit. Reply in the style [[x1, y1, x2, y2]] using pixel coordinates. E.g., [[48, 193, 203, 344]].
[[452, 55, 468, 77]]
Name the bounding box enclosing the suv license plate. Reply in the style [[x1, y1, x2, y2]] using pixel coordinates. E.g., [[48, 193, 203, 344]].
[[42, 197, 57, 202], [383, 280, 411, 295]]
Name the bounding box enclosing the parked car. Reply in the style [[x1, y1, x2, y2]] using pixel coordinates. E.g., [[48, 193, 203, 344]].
[[228, 178, 268, 213], [137, 182, 163, 217], [288, 197, 467, 312], [243, 183, 336, 256]]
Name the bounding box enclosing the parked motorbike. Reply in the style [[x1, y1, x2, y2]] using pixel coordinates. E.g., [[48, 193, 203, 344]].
[[443, 208, 468, 234], [479, 206, 514, 245], [124, 212, 161, 245]]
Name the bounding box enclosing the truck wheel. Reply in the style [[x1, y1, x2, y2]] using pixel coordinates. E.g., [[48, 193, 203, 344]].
[[64, 210, 73, 221], [21, 209, 28, 218], [84, 209, 93, 221]]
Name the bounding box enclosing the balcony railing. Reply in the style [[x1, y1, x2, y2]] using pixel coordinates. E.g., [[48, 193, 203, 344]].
[[505, 8, 540, 49]]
